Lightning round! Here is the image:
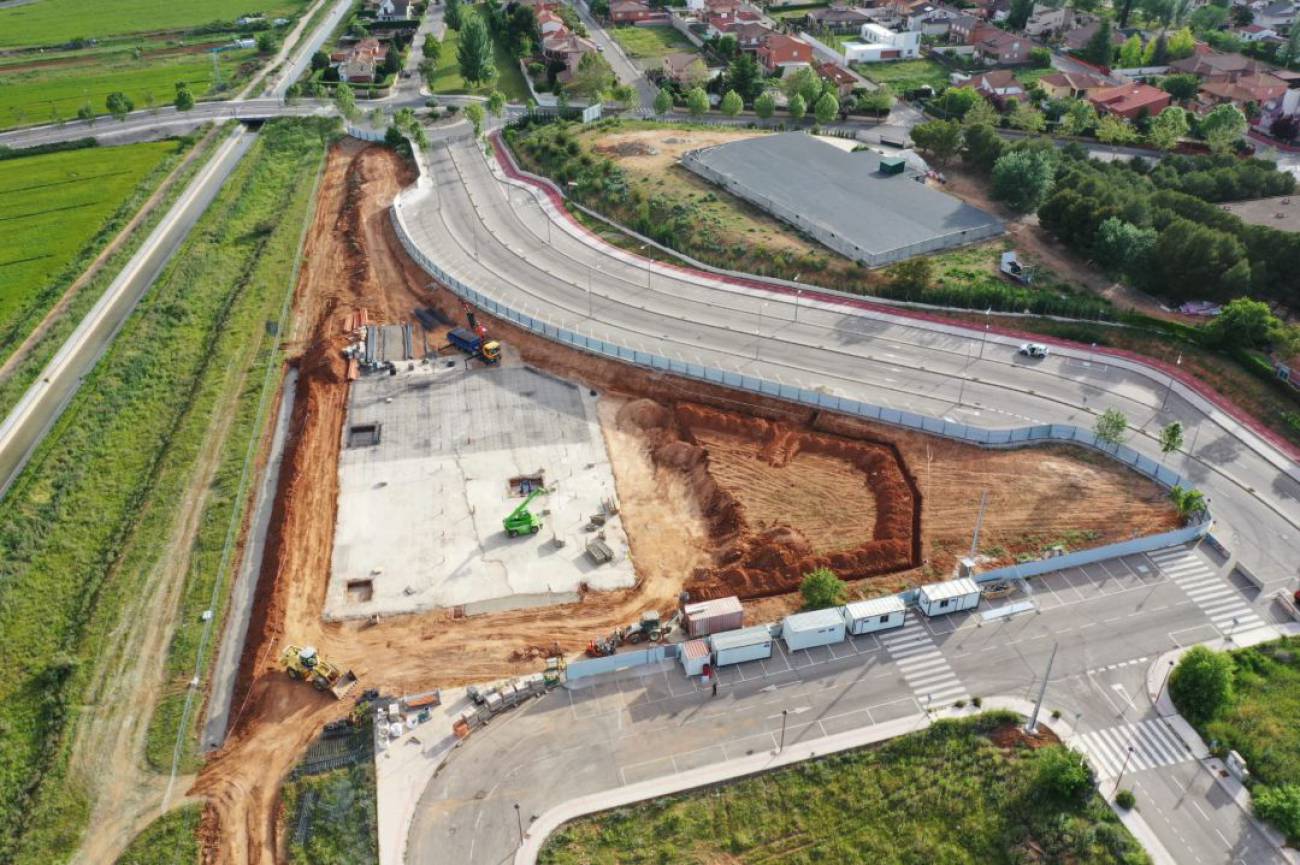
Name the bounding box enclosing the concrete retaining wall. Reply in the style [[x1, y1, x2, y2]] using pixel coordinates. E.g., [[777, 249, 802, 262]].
[[566, 644, 674, 680]]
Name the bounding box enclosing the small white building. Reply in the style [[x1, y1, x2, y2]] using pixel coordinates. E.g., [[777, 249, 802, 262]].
[[843, 22, 921, 62], [782, 608, 847, 651], [916, 578, 981, 617], [680, 639, 711, 677], [683, 595, 744, 638], [842, 596, 907, 635], [711, 625, 773, 667]]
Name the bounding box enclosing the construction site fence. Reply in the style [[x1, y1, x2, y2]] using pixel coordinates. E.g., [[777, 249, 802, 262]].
[[346, 124, 387, 143], [565, 644, 676, 682]]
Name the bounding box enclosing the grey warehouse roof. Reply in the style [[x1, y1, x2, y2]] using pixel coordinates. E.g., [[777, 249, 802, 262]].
[[681, 133, 1003, 266]]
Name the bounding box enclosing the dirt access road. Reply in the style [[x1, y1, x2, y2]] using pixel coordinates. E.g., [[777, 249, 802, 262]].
[[189, 138, 1179, 865]]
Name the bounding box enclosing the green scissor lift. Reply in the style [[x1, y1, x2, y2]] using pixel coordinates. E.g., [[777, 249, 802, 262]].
[[503, 488, 545, 537]]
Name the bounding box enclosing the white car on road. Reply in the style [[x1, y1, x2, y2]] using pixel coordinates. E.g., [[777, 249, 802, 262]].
[[1018, 343, 1049, 359]]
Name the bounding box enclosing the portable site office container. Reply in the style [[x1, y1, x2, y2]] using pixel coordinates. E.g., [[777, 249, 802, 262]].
[[710, 626, 773, 667], [781, 608, 847, 652], [684, 596, 744, 638], [680, 639, 710, 677], [916, 578, 981, 617], [841, 596, 907, 635]]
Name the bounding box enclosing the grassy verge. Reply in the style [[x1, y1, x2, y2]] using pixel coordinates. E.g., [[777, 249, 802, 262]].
[[855, 57, 949, 92], [0, 0, 306, 48], [429, 6, 529, 101], [0, 127, 221, 422], [541, 712, 1147, 864], [1175, 637, 1300, 842], [0, 138, 191, 367], [144, 144, 325, 774], [0, 118, 336, 865], [113, 804, 202, 865], [609, 25, 696, 60], [0, 49, 258, 129], [281, 723, 379, 865]]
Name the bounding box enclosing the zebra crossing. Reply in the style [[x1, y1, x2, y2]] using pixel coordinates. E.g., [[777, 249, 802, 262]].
[[1075, 719, 1193, 779], [1148, 547, 1265, 635], [878, 614, 970, 709]]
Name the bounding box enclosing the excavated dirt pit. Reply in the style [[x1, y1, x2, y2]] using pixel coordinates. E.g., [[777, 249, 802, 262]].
[[616, 400, 919, 601]]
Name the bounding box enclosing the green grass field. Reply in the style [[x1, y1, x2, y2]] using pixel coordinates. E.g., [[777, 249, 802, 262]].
[[0, 141, 176, 345], [0, 118, 332, 865], [609, 25, 695, 59], [0, 49, 256, 130], [0, 0, 307, 49], [428, 8, 529, 101], [113, 805, 201, 865], [856, 57, 950, 92], [540, 713, 1149, 865]]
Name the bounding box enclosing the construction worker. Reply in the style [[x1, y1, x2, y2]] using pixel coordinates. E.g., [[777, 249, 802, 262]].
[[711, 676, 718, 698]]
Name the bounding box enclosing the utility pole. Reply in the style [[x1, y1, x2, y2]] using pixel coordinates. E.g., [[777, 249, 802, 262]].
[[1026, 641, 1058, 734], [1161, 353, 1182, 410], [1154, 659, 1176, 706], [970, 489, 988, 558], [778, 708, 788, 753], [1112, 746, 1136, 794], [514, 803, 524, 847]]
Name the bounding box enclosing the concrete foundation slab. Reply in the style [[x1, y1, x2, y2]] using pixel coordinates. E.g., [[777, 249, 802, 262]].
[[327, 361, 634, 619]]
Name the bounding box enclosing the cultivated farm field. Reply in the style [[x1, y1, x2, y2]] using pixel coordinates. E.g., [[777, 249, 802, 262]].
[[0, 140, 179, 357], [0, 49, 257, 129], [0, 0, 307, 49]]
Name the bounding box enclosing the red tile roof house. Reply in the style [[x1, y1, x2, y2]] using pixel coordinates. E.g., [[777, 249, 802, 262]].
[[1168, 52, 1267, 81], [333, 38, 389, 84], [970, 24, 1034, 65], [536, 9, 566, 37], [609, 0, 665, 24], [1088, 83, 1171, 119], [818, 61, 858, 97], [542, 31, 599, 79], [757, 34, 814, 72], [806, 3, 874, 31], [1038, 69, 1110, 100], [732, 21, 777, 51], [965, 69, 1026, 106], [1198, 73, 1289, 112], [661, 51, 710, 84]]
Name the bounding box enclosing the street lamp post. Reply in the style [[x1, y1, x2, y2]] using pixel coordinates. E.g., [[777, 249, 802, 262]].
[[1154, 659, 1176, 706], [514, 803, 523, 847], [779, 709, 789, 754], [795, 288, 803, 323], [978, 308, 991, 360], [1161, 353, 1182, 410], [1113, 746, 1136, 794]]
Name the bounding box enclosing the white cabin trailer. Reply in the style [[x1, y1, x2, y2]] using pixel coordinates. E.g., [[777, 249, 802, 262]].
[[710, 625, 773, 667], [680, 639, 710, 677], [781, 608, 847, 652], [916, 578, 981, 617], [841, 595, 907, 635]]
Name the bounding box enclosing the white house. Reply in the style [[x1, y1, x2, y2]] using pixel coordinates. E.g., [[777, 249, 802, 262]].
[[841, 596, 907, 635], [843, 22, 921, 62], [376, 0, 412, 21], [916, 578, 981, 617]]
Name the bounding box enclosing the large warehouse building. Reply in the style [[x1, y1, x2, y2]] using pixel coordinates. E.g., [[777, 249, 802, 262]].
[[681, 132, 1003, 267]]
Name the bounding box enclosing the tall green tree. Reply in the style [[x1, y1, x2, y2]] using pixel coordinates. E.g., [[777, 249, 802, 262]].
[[1147, 106, 1189, 151], [567, 52, 614, 100], [1160, 421, 1184, 455], [1169, 645, 1234, 724], [1168, 484, 1207, 519], [1008, 100, 1045, 132], [992, 148, 1056, 211], [754, 90, 776, 119], [686, 86, 709, 117], [105, 91, 133, 120], [911, 119, 963, 165], [653, 86, 673, 115], [1204, 297, 1285, 349], [720, 89, 742, 117], [464, 101, 485, 137], [335, 81, 357, 119], [787, 92, 807, 121], [1083, 17, 1114, 66], [1200, 103, 1247, 154], [1118, 33, 1143, 67], [1007, 0, 1034, 29], [963, 96, 999, 128], [726, 53, 763, 104], [813, 91, 839, 124], [445, 0, 464, 30], [1058, 99, 1099, 136], [457, 14, 496, 88], [486, 89, 506, 117], [800, 568, 845, 610], [1094, 408, 1129, 444]]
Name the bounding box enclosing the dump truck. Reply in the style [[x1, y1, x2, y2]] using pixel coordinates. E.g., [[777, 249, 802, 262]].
[[504, 488, 544, 537], [280, 644, 358, 699], [448, 326, 501, 364]]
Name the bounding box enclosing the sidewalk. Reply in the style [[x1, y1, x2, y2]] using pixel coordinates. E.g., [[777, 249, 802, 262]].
[[512, 697, 1179, 865]]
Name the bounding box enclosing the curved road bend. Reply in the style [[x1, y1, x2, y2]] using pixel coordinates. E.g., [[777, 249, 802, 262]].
[[396, 138, 1299, 865], [398, 138, 1299, 584]]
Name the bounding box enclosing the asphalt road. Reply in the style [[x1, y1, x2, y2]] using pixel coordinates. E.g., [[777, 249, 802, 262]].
[[572, 1, 660, 109], [406, 547, 1291, 864], [0, 128, 256, 496], [400, 137, 1300, 592]]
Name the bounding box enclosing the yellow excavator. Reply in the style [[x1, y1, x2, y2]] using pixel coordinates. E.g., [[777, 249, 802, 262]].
[[280, 644, 358, 700]]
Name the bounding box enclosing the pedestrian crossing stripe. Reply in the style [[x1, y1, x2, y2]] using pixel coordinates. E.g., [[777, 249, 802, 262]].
[[1076, 719, 1192, 778], [1148, 547, 1265, 635], [879, 620, 969, 709]]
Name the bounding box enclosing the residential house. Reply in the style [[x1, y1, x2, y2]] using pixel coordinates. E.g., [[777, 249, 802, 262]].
[[334, 37, 389, 84], [536, 9, 566, 37], [516, 0, 561, 13], [1168, 52, 1266, 80], [1251, 0, 1295, 30], [610, 0, 662, 24], [1198, 72, 1289, 110], [906, 4, 960, 36], [948, 12, 981, 43], [970, 24, 1033, 64], [817, 61, 858, 96], [704, 6, 762, 37], [968, 0, 1013, 22], [1062, 19, 1122, 53], [376, 0, 411, 21], [661, 51, 710, 84], [756, 33, 813, 71], [965, 68, 1026, 104], [732, 21, 777, 50], [542, 30, 598, 78], [845, 21, 921, 60], [1038, 69, 1110, 99], [1235, 23, 1283, 42], [1024, 2, 1076, 38], [806, 3, 873, 32], [1088, 82, 1171, 118]]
